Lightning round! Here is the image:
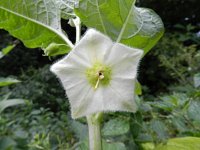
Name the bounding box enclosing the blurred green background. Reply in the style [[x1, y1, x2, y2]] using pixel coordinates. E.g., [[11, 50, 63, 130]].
[[0, 0, 200, 149]]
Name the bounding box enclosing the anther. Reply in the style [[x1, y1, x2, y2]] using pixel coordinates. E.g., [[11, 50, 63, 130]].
[[94, 71, 104, 89], [99, 72, 104, 79]]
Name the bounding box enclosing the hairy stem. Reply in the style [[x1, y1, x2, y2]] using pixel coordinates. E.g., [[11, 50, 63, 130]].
[[87, 113, 103, 150], [74, 17, 81, 44]]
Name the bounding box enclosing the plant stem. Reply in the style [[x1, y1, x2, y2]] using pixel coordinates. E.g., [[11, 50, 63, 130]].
[[74, 17, 81, 44], [86, 113, 103, 150]]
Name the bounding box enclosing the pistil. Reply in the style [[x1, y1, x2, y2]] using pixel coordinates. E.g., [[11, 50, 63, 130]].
[[95, 71, 104, 89]]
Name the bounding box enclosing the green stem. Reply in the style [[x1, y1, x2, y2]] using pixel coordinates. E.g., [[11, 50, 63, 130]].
[[87, 113, 103, 150]]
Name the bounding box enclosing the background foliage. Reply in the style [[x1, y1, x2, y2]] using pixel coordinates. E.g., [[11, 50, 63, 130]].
[[0, 0, 200, 149]]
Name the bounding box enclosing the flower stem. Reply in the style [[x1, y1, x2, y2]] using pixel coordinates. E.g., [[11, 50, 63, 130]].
[[87, 113, 103, 150], [74, 17, 81, 44]]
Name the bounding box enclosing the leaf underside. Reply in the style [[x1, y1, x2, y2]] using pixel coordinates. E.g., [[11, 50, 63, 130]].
[[55, 0, 78, 19], [75, 0, 164, 54], [0, 0, 71, 56]]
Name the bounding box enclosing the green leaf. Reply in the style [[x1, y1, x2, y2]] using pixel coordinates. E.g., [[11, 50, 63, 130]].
[[171, 116, 187, 132], [14, 130, 28, 139], [43, 43, 70, 56], [0, 99, 26, 113], [130, 112, 143, 138], [0, 137, 16, 150], [75, 0, 164, 54], [102, 118, 129, 136], [141, 143, 155, 150], [188, 101, 200, 123], [74, 140, 126, 150], [137, 133, 153, 142], [0, 77, 20, 87], [151, 93, 189, 112], [135, 80, 142, 95], [0, 44, 16, 58], [0, 0, 74, 56], [68, 118, 88, 140], [154, 137, 200, 150], [103, 141, 126, 150], [150, 119, 168, 140], [151, 101, 173, 112], [2, 45, 15, 55], [0, 44, 16, 59], [0, 93, 11, 101], [194, 73, 200, 88], [55, 0, 78, 19], [73, 140, 88, 150]]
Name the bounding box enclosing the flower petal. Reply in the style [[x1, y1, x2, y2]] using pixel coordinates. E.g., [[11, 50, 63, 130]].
[[104, 43, 143, 79], [51, 58, 94, 119], [50, 55, 92, 103], [51, 54, 91, 77], [71, 87, 117, 118], [109, 78, 137, 112], [73, 29, 113, 64], [68, 82, 92, 118], [71, 78, 137, 118]]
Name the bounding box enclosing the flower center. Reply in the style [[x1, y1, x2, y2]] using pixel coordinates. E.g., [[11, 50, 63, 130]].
[[85, 62, 112, 89]]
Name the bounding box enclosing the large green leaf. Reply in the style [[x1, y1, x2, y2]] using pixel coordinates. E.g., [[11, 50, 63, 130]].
[[55, 0, 78, 19], [0, 0, 74, 56], [0, 99, 26, 113], [155, 137, 200, 150], [141, 137, 200, 150], [75, 0, 164, 54]]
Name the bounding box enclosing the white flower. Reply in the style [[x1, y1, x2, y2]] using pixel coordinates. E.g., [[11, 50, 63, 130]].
[[50, 29, 143, 119]]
